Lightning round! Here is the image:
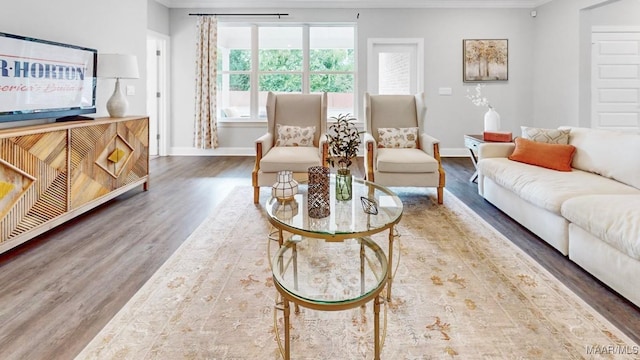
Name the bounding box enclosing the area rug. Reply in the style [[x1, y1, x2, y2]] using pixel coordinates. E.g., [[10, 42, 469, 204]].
[[76, 188, 639, 359]]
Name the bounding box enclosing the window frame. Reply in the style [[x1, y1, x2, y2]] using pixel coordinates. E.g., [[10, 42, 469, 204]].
[[216, 23, 357, 123]]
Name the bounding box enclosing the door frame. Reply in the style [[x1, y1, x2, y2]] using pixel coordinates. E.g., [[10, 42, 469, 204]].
[[367, 38, 424, 94], [147, 30, 170, 156]]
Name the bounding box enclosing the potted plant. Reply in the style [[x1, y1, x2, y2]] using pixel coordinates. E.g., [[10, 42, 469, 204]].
[[326, 113, 362, 201]]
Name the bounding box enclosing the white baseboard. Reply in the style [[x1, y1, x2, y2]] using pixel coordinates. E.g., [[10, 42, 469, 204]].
[[441, 148, 470, 157], [169, 147, 254, 156], [169, 147, 470, 158]]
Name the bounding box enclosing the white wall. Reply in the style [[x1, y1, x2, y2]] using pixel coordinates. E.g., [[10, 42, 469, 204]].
[[357, 8, 534, 153], [148, 0, 170, 35], [168, 7, 534, 156], [531, 0, 637, 129], [1, 0, 148, 127], [590, 0, 640, 25]]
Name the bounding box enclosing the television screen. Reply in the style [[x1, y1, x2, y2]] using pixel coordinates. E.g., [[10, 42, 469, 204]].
[[0, 32, 97, 123]]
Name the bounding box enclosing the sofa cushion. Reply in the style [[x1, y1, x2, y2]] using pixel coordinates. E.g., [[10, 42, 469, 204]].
[[562, 195, 640, 260], [478, 158, 640, 214], [508, 137, 576, 171], [521, 126, 570, 144], [260, 146, 321, 173], [376, 148, 438, 173], [561, 126, 640, 190]]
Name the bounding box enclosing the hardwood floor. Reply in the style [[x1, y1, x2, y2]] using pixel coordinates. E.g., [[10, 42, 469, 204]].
[[0, 156, 637, 359]]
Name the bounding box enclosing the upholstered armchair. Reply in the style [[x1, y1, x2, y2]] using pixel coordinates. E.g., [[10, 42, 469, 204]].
[[252, 92, 328, 203], [363, 92, 445, 204]]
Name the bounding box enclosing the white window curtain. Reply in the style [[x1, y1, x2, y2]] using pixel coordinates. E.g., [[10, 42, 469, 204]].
[[194, 16, 218, 149]]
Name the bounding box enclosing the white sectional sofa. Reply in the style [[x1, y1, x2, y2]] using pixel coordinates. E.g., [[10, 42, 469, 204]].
[[476, 126, 640, 308]]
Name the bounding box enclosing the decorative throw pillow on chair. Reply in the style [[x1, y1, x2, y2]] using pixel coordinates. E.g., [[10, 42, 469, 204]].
[[521, 126, 571, 144], [377, 127, 419, 148], [275, 124, 316, 146]]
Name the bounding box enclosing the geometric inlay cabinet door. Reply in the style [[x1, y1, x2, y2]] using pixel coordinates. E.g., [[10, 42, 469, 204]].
[[0, 130, 67, 243], [0, 116, 149, 253], [95, 134, 135, 178], [69, 118, 149, 210]]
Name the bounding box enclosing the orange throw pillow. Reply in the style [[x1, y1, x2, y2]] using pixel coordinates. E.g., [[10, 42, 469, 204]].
[[508, 137, 576, 171]]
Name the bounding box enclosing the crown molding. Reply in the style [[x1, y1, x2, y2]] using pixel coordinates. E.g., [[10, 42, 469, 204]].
[[158, 0, 554, 9]]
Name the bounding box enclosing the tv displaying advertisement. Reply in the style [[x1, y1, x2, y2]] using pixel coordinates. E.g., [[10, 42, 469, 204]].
[[0, 32, 97, 123]]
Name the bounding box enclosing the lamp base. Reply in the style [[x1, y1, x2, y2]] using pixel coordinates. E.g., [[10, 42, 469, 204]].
[[106, 78, 128, 118]]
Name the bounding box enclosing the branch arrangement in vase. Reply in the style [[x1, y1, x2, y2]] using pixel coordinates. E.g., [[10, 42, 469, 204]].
[[326, 113, 362, 172]]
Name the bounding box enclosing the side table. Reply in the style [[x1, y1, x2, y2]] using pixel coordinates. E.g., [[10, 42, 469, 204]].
[[464, 134, 513, 183], [463, 134, 484, 183]]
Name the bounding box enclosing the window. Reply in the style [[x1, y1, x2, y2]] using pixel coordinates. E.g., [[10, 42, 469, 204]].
[[217, 24, 356, 120], [310, 27, 355, 117], [258, 27, 303, 117], [217, 26, 251, 119]]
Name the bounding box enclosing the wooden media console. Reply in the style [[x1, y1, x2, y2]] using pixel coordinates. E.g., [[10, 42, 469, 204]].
[[0, 116, 149, 254]]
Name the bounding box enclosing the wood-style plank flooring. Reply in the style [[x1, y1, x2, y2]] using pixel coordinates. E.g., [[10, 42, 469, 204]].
[[0, 156, 637, 360]]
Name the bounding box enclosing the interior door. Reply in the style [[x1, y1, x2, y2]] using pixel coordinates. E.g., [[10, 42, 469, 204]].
[[367, 39, 424, 95], [146, 38, 159, 156], [591, 28, 640, 132], [146, 31, 169, 156]]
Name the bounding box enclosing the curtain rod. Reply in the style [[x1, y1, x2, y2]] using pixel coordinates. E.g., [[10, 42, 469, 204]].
[[189, 13, 289, 18]]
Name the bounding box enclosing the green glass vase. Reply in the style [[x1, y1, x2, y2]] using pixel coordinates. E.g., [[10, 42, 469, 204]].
[[335, 168, 352, 201]]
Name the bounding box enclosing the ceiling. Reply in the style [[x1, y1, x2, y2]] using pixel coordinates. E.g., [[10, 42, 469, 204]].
[[155, 0, 553, 9]]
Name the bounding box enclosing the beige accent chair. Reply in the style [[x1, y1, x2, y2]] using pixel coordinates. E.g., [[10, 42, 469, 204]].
[[252, 92, 328, 203], [363, 92, 445, 204]]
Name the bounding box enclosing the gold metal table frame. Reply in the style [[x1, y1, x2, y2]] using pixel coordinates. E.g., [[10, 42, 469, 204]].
[[265, 175, 403, 359], [272, 237, 389, 360]]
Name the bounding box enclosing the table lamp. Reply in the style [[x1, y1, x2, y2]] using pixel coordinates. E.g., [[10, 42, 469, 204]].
[[98, 54, 139, 118]]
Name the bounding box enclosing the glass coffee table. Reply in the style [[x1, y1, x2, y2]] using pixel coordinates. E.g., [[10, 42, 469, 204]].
[[265, 175, 403, 359], [265, 175, 403, 300]]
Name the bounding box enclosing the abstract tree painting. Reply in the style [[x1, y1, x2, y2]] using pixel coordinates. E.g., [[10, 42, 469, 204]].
[[463, 39, 508, 82]]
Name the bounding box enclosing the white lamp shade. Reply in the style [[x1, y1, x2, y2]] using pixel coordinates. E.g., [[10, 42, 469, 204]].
[[98, 54, 139, 79]]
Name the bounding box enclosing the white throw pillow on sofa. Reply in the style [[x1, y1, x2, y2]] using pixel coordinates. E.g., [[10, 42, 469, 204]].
[[521, 126, 570, 144]]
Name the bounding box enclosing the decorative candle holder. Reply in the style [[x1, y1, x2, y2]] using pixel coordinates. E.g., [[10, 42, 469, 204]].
[[307, 166, 330, 218], [272, 170, 298, 201]]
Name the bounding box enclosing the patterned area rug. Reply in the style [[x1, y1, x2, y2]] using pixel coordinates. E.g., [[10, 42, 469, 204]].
[[76, 188, 639, 359]]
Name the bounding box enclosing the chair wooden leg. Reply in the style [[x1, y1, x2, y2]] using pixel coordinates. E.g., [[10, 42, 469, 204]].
[[437, 186, 444, 204], [253, 186, 260, 204]]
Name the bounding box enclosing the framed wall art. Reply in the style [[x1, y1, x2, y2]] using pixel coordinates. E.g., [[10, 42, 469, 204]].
[[463, 39, 508, 82]]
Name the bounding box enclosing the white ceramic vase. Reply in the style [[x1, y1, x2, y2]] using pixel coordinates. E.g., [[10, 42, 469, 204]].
[[484, 107, 501, 132], [272, 170, 298, 201], [106, 78, 128, 118]]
